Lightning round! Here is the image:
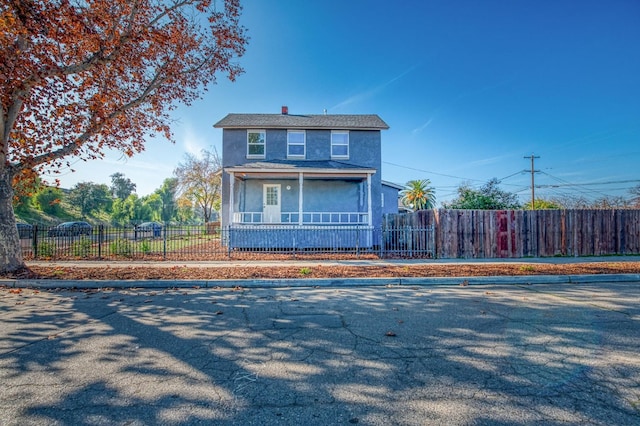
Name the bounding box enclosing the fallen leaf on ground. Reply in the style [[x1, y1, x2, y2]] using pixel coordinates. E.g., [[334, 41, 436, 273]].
[[3, 261, 640, 281]]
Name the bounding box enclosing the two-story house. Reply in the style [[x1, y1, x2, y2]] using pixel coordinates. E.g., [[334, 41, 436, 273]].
[[214, 107, 389, 249]]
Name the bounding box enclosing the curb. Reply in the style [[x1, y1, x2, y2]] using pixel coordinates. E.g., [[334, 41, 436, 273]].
[[2, 274, 639, 290]]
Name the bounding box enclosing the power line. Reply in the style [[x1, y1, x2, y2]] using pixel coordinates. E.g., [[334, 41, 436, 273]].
[[539, 171, 625, 199], [536, 176, 640, 188], [384, 160, 530, 193], [498, 170, 526, 182], [383, 161, 486, 183], [385, 158, 639, 202]]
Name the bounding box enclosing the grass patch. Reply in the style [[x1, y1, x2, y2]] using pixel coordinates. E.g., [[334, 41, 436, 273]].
[[300, 267, 312, 276]]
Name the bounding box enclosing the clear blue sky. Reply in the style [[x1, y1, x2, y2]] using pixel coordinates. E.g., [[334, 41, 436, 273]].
[[54, 0, 640, 206]]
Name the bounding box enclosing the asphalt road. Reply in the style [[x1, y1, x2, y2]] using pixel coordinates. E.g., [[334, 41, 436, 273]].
[[1, 281, 638, 425]]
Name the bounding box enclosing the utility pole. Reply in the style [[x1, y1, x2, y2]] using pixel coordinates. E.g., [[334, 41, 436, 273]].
[[524, 154, 540, 209]]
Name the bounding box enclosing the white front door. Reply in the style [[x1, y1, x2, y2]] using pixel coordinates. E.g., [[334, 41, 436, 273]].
[[263, 184, 281, 223]]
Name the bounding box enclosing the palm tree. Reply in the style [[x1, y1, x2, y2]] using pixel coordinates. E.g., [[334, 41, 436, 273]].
[[400, 179, 436, 210]]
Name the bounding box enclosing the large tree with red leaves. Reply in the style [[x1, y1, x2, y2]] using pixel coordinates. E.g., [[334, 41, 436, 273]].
[[0, 0, 247, 272]]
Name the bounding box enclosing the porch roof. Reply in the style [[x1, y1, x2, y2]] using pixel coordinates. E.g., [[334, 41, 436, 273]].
[[225, 159, 376, 178]]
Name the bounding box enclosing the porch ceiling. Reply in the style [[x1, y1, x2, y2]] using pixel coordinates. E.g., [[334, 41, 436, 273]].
[[233, 172, 368, 180], [225, 159, 376, 179]]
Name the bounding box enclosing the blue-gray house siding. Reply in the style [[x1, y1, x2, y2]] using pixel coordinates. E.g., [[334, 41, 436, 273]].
[[382, 181, 404, 215], [214, 112, 388, 249]]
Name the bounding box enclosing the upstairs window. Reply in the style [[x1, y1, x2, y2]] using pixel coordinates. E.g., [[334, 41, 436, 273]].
[[287, 130, 305, 158], [331, 131, 349, 159], [247, 130, 265, 158]]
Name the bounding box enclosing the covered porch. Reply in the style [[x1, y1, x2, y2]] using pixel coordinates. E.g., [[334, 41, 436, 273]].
[[226, 161, 375, 227], [224, 161, 376, 249]]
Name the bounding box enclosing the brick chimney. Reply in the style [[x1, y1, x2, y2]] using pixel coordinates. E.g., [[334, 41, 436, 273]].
[[281, 105, 288, 115]]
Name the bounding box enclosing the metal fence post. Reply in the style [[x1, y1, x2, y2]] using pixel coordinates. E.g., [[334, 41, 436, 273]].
[[163, 225, 167, 259], [32, 224, 38, 259], [98, 225, 103, 258], [430, 224, 435, 258]]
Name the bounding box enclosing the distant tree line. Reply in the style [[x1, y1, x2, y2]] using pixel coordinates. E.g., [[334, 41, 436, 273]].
[[400, 178, 640, 211], [13, 149, 223, 225]]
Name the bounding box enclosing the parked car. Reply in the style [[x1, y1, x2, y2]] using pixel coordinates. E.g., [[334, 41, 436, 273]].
[[48, 221, 93, 237], [16, 223, 34, 239], [135, 221, 163, 238]]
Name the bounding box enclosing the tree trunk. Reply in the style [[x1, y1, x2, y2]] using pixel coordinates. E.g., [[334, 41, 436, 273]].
[[0, 169, 24, 273]]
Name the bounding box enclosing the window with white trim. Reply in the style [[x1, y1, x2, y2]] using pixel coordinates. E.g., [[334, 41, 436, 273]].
[[287, 130, 305, 158], [247, 130, 265, 158], [331, 131, 349, 159]]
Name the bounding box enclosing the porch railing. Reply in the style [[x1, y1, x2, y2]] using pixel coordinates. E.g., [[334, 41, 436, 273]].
[[232, 211, 369, 225]]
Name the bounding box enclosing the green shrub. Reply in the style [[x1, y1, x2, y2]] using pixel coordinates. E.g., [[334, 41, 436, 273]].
[[110, 238, 132, 257], [140, 239, 151, 254], [37, 240, 55, 258], [71, 237, 92, 257]]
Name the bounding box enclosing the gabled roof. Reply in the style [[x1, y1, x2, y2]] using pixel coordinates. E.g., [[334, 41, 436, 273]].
[[214, 113, 389, 130]]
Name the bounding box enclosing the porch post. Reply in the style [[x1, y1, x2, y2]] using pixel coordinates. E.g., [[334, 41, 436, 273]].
[[229, 172, 235, 224], [298, 172, 303, 225], [367, 173, 372, 226]]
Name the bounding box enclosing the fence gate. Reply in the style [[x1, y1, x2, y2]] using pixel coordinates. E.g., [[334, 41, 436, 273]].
[[381, 212, 435, 258]]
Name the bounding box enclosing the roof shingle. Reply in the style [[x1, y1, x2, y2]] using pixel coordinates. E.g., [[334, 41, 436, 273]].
[[214, 113, 389, 130]]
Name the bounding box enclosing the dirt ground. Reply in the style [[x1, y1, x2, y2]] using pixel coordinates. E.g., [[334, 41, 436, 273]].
[[3, 260, 640, 281]]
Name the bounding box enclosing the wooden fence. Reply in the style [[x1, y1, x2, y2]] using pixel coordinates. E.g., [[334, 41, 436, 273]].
[[383, 209, 640, 258]]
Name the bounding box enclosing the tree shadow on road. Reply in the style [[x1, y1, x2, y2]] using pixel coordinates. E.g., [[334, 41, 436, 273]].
[[1, 283, 638, 425]]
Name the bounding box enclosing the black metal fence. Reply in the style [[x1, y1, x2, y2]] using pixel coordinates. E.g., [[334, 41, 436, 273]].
[[14, 223, 435, 260]]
